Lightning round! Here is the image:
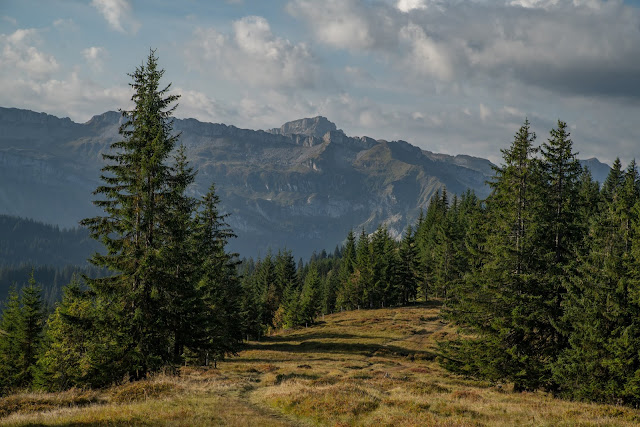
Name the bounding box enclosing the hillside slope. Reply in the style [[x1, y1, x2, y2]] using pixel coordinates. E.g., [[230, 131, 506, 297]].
[[2, 303, 639, 426]]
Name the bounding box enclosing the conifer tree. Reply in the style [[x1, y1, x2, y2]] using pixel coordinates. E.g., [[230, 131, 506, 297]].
[[35, 278, 95, 391], [299, 263, 321, 326], [554, 160, 640, 404], [336, 229, 356, 310], [415, 190, 447, 301], [16, 273, 45, 387], [254, 254, 277, 328], [161, 145, 199, 363], [193, 184, 242, 365], [0, 286, 21, 394], [352, 229, 372, 309], [397, 225, 419, 305], [81, 50, 181, 381], [440, 119, 548, 391], [322, 267, 340, 314]]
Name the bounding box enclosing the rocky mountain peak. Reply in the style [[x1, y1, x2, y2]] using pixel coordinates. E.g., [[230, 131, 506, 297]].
[[268, 116, 342, 139], [84, 111, 122, 128]]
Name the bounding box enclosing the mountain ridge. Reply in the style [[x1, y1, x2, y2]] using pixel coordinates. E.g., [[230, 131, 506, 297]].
[[0, 106, 611, 258]]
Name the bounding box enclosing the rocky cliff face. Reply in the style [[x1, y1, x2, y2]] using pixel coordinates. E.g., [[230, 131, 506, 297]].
[[0, 107, 611, 258], [267, 116, 341, 139]]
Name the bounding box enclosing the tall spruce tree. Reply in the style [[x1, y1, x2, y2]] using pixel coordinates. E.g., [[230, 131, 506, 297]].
[[440, 119, 549, 390], [81, 50, 181, 381]]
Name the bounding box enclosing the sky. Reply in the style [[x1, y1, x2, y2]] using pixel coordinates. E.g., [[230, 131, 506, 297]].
[[2, 0, 640, 164]]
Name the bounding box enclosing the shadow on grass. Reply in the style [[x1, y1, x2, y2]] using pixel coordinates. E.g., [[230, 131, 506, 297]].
[[244, 340, 437, 361], [262, 331, 391, 343]]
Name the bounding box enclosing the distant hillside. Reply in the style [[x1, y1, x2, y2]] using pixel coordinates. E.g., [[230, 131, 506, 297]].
[[0, 107, 611, 258], [0, 214, 99, 267]]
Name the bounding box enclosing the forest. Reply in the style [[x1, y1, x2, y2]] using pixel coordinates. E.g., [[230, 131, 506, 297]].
[[1, 51, 639, 408]]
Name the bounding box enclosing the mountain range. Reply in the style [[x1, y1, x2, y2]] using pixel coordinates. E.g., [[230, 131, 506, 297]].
[[0, 107, 611, 258]]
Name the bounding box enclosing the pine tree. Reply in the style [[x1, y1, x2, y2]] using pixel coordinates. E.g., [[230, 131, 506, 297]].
[[336, 229, 356, 311], [161, 145, 199, 363], [16, 273, 45, 387], [0, 286, 21, 394], [254, 254, 277, 328], [193, 184, 242, 366], [322, 267, 340, 314], [352, 229, 371, 309], [440, 119, 549, 391], [415, 190, 448, 301], [35, 278, 95, 391], [80, 50, 181, 381], [272, 250, 298, 328], [299, 263, 321, 326], [397, 225, 419, 305], [554, 160, 640, 404]]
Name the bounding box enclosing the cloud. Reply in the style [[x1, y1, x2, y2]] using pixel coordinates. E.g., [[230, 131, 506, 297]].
[[0, 71, 131, 122], [396, 0, 427, 13], [286, 0, 400, 51], [185, 16, 325, 90], [287, 0, 640, 100], [53, 18, 77, 31], [0, 28, 59, 80], [91, 0, 140, 34], [399, 22, 455, 81], [173, 88, 238, 124], [82, 46, 107, 72], [2, 16, 18, 26]]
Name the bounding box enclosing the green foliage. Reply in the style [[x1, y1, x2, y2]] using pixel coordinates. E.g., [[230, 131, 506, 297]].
[[0, 273, 45, 395], [441, 119, 584, 392], [34, 279, 95, 391], [31, 51, 244, 388], [0, 286, 22, 394]]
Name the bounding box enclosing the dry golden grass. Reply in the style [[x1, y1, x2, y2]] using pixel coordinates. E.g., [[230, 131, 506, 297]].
[[3, 301, 640, 426]]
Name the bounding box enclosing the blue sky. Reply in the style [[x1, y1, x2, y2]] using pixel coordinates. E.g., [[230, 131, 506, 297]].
[[2, 0, 640, 164]]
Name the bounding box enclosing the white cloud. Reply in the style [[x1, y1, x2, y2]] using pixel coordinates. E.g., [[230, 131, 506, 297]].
[[509, 0, 560, 8], [399, 23, 454, 81], [82, 46, 106, 72], [185, 16, 324, 90], [0, 71, 131, 122], [0, 28, 59, 80], [396, 0, 427, 13], [91, 0, 140, 34], [173, 88, 238, 124], [286, 0, 399, 51]]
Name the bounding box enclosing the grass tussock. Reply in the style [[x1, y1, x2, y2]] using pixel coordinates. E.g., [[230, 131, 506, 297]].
[[0, 389, 103, 418], [3, 303, 640, 426], [109, 381, 179, 403]]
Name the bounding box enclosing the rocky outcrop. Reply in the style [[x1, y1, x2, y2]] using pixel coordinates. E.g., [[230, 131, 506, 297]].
[[267, 116, 342, 139]]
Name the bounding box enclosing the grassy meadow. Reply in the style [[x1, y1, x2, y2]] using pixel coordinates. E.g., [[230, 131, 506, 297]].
[[2, 301, 640, 426]]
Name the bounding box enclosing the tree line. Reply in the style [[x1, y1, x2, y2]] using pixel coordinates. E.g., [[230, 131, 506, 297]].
[[437, 120, 640, 405]]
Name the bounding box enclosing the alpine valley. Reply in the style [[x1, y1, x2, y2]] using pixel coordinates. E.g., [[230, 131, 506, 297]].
[[0, 107, 611, 258]]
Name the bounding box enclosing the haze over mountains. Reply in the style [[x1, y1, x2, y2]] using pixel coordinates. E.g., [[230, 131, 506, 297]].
[[0, 107, 611, 258]]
